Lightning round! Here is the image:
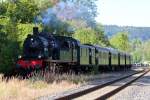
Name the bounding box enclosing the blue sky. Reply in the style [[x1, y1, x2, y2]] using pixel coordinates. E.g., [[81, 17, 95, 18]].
[[96, 0, 150, 27]]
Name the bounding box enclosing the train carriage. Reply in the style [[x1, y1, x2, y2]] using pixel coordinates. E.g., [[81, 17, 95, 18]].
[[94, 45, 109, 70], [119, 52, 126, 70], [78, 44, 96, 72], [126, 53, 132, 69], [108, 48, 119, 70], [129, 55, 132, 68]]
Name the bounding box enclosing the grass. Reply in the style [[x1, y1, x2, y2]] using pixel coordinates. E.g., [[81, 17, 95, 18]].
[[0, 69, 101, 100], [0, 75, 79, 100], [28, 70, 88, 84]]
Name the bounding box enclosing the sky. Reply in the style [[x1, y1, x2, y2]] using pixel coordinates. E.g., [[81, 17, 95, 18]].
[[96, 0, 150, 27]]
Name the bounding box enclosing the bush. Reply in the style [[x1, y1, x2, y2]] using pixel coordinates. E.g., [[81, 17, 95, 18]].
[[0, 19, 20, 73], [0, 41, 19, 72]]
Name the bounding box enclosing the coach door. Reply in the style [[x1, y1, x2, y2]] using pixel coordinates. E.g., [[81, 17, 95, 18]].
[[89, 48, 92, 64], [109, 52, 111, 67], [95, 49, 98, 65], [71, 42, 74, 62], [118, 53, 120, 66]]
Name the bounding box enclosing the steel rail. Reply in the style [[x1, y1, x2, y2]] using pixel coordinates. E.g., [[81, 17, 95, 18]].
[[55, 70, 145, 100], [95, 69, 150, 100]]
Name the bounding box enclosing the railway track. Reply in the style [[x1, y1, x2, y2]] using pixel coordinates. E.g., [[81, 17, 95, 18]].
[[53, 69, 149, 100]]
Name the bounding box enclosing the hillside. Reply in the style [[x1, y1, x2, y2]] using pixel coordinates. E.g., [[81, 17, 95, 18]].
[[104, 25, 150, 41]]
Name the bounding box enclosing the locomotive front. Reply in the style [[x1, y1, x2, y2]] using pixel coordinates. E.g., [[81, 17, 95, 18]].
[[16, 27, 55, 71]]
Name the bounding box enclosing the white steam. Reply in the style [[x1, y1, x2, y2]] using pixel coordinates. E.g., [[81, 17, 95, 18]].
[[38, 0, 97, 33]]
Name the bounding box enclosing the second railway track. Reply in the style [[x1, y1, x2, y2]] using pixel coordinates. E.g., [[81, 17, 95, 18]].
[[95, 69, 150, 100], [52, 69, 150, 100]]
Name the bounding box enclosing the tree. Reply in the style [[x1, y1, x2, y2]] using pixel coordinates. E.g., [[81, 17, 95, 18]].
[[0, 18, 20, 72], [131, 49, 142, 63], [6, 0, 39, 23], [69, 0, 98, 28], [73, 28, 97, 44], [62, 0, 97, 20], [94, 23, 110, 46], [0, 1, 7, 16], [143, 40, 150, 61], [109, 32, 130, 51], [0, 0, 46, 72], [131, 38, 142, 50], [73, 25, 109, 46], [130, 38, 142, 63], [34, 0, 57, 11], [67, 20, 88, 30]]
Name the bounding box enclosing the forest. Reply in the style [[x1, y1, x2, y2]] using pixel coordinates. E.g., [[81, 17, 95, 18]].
[[0, 0, 149, 72]]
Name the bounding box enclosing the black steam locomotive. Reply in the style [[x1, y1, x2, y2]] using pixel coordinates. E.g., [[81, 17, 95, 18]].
[[16, 27, 132, 73]]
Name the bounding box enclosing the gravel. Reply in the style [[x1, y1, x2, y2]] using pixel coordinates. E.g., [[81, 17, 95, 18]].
[[109, 68, 150, 100], [74, 71, 144, 100]]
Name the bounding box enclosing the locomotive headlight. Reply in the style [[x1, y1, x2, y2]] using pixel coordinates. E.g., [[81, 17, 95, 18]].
[[38, 55, 42, 59], [31, 38, 33, 41], [18, 55, 22, 59]]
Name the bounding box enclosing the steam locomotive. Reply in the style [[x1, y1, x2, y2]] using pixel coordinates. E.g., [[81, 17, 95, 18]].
[[16, 27, 132, 73]]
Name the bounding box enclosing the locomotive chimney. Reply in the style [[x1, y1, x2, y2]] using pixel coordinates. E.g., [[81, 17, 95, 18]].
[[33, 27, 39, 35]]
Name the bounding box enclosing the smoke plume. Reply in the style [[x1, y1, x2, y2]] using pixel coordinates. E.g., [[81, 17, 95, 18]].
[[38, 0, 97, 34]]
